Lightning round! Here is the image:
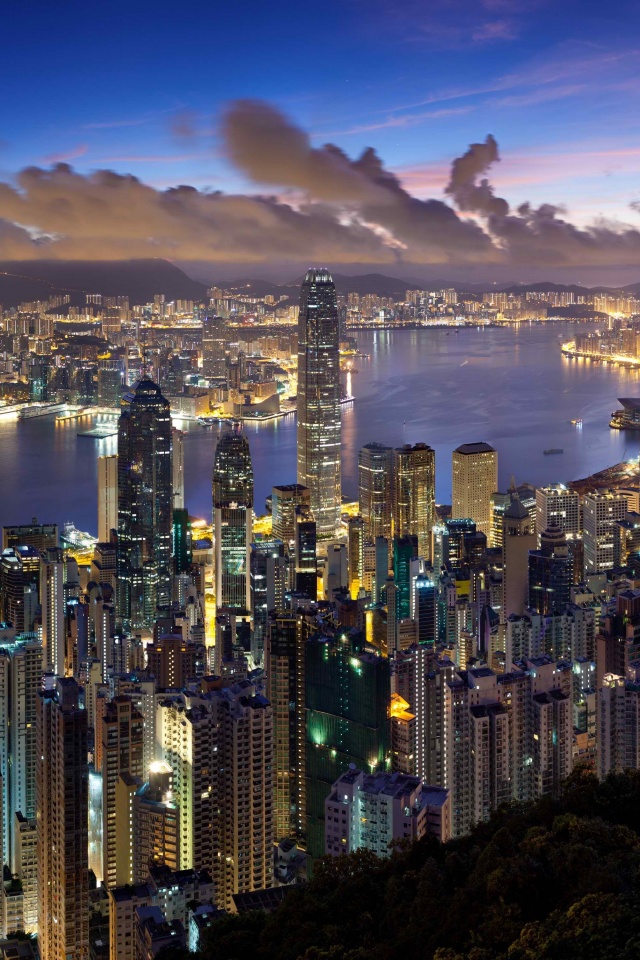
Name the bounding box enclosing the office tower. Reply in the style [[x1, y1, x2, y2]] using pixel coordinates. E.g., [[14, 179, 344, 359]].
[[528, 522, 573, 615], [325, 770, 451, 855], [535, 483, 580, 543], [250, 540, 287, 665], [102, 697, 144, 889], [28, 357, 50, 402], [97, 359, 122, 407], [489, 491, 510, 549], [2, 520, 57, 553], [583, 491, 628, 574], [201, 315, 226, 378], [414, 574, 437, 646], [358, 443, 393, 541], [37, 678, 88, 960], [172, 428, 185, 510], [598, 664, 640, 777], [294, 505, 317, 599], [272, 484, 310, 544], [347, 515, 364, 598], [451, 442, 498, 539], [305, 633, 390, 859], [0, 549, 38, 635], [615, 512, 640, 568], [502, 494, 536, 620], [441, 518, 477, 569], [98, 454, 118, 543], [393, 536, 417, 620], [393, 443, 436, 561], [297, 269, 342, 540], [213, 426, 253, 611], [172, 508, 192, 576], [265, 615, 306, 845], [40, 547, 65, 676], [117, 378, 173, 629]]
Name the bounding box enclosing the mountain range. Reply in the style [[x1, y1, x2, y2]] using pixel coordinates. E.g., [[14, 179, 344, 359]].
[[0, 259, 638, 308]]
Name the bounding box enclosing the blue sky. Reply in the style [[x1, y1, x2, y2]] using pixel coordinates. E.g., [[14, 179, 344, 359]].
[[1, 0, 640, 278]]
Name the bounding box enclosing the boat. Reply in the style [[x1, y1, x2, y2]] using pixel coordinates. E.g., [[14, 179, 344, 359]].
[[570, 418, 583, 425], [543, 448, 564, 455]]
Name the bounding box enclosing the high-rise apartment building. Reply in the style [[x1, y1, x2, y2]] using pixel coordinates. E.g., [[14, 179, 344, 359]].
[[583, 490, 628, 574], [117, 378, 173, 629], [598, 664, 640, 777], [528, 522, 573, 615], [172, 428, 185, 510], [40, 547, 65, 676], [37, 678, 88, 960], [102, 697, 144, 889], [265, 615, 306, 845], [451, 442, 498, 539], [393, 443, 435, 561], [297, 270, 341, 539], [98, 454, 118, 544], [212, 426, 254, 611], [358, 443, 393, 542]]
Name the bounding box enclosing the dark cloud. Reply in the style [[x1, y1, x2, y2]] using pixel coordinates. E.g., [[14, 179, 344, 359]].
[[0, 99, 639, 268]]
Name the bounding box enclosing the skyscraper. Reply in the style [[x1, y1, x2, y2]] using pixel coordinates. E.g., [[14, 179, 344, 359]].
[[393, 443, 436, 561], [271, 484, 310, 545], [213, 426, 254, 611], [40, 546, 65, 676], [297, 269, 342, 539], [358, 443, 393, 542], [117, 378, 173, 629], [583, 491, 628, 574], [201, 315, 227, 379], [451, 442, 498, 539], [98, 454, 118, 543], [37, 678, 88, 960], [102, 697, 144, 889], [294, 505, 317, 600], [528, 522, 573, 615]]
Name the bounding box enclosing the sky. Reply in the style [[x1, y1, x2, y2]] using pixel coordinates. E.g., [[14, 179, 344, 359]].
[[1, 0, 640, 283]]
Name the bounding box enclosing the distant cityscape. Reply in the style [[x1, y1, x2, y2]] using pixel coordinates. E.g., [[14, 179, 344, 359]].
[[2, 267, 640, 960]]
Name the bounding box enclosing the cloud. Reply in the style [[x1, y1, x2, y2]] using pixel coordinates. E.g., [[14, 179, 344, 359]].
[[42, 144, 88, 164], [2, 99, 640, 268], [471, 19, 518, 42]]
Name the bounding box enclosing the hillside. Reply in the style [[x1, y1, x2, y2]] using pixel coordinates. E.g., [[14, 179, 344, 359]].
[[189, 769, 640, 960], [0, 259, 207, 307]]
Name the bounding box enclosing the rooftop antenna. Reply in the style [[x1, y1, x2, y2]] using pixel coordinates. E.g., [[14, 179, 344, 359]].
[[508, 474, 518, 496]]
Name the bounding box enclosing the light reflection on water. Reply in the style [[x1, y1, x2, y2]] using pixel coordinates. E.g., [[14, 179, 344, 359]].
[[0, 322, 637, 534]]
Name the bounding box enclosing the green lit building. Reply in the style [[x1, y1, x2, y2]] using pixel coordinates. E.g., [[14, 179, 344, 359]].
[[305, 630, 390, 860], [393, 535, 418, 620]]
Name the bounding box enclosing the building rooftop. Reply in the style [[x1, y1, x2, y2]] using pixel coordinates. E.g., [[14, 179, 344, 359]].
[[454, 442, 495, 455]]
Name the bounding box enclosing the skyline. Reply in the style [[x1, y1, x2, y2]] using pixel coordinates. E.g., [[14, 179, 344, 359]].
[[2, 0, 640, 282]]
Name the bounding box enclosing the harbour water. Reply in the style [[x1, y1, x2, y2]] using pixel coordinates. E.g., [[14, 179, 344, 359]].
[[1, 321, 639, 535]]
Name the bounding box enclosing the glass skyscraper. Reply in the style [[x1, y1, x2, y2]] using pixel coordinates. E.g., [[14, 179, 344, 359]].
[[213, 425, 254, 611], [297, 269, 342, 540], [116, 377, 173, 630]]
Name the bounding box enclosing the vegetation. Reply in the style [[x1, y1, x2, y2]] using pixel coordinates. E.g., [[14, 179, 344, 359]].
[[196, 769, 640, 960]]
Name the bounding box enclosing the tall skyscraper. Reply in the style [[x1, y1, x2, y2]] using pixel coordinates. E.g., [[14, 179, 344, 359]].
[[294, 505, 317, 600], [393, 443, 436, 561], [172, 428, 185, 510], [451, 442, 498, 539], [583, 491, 628, 574], [102, 697, 144, 889], [347, 515, 364, 598], [358, 443, 393, 542], [271, 484, 310, 545], [502, 493, 536, 621], [297, 269, 342, 539], [98, 454, 118, 543], [201, 315, 227, 379], [535, 483, 580, 544], [40, 546, 65, 676], [213, 426, 254, 611], [528, 522, 573, 615], [37, 678, 88, 960], [117, 378, 173, 630], [97, 359, 123, 407]]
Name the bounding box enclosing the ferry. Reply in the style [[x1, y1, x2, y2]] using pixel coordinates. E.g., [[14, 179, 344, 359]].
[[543, 448, 564, 455], [570, 418, 583, 425]]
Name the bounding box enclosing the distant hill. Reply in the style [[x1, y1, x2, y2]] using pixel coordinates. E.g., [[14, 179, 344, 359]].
[[0, 259, 207, 308]]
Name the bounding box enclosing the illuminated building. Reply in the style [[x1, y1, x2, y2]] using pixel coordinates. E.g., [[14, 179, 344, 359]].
[[598, 664, 640, 777], [451, 442, 497, 540], [271, 484, 310, 545], [117, 378, 173, 629], [201, 315, 227, 379], [535, 484, 580, 543], [528, 522, 573, 615], [97, 358, 122, 407], [0, 548, 38, 635], [305, 633, 390, 860], [250, 539, 287, 665], [414, 575, 437, 646], [37, 678, 88, 960], [146, 635, 200, 690], [172, 509, 192, 576], [489, 491, 509, 548], [347, 515, 364, 597], [213, 426, 253, 612], [583, 490, 628, 574], [172, 428, 185, 510], [324, 769, 451, 855], [502, 493, 536, 620], [393, 443, 435, 561], [393, 536, 417, 621], [40, 547, 65, 676], [2, 521, 57, 554], [102, 696, 144, 889], [14, 813, 37, 934], [265, 615, 306, 846], [358, 443, 393, 542], [297, 270, 342, 539], [294, 505, 317, 600], [98, 454, 118, 543], [28, 358, 50, 402]]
